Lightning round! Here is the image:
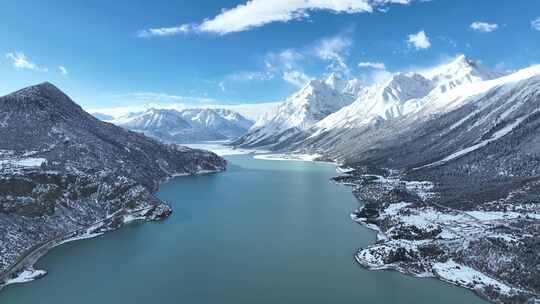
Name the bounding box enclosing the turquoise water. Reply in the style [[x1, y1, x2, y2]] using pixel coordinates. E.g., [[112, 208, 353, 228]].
[[0, 155, 486, 303]]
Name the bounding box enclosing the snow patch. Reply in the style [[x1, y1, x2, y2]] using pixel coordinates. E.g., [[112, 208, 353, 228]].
[[5, 268, 47, 285]]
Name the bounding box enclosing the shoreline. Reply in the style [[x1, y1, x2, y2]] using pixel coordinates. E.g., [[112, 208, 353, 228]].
[[0, 167, 223, 291], [0, 204, 167, 291]]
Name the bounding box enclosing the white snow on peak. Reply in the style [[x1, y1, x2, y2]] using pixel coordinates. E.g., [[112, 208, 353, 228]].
[[250, 78, 357, 134], [423, 54, 504, 95], [324, 72, 364, 97], [420, 62, 540, 115], [314, 72, 434, 131], [313, 55, 507, 133]]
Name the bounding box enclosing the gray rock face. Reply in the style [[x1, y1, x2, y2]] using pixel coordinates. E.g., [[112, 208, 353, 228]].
[[0, 82, 227, 286]]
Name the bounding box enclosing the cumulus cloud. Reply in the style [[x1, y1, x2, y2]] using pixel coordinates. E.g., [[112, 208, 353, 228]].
[[138, 0, 416, 37], [358, 61, 386, 69], [58, 66, 68, 75], [5, 52, 48, 72], [407, 30, 431, 50], [470, 21, 498, 33], [532, 17, 540, 31]]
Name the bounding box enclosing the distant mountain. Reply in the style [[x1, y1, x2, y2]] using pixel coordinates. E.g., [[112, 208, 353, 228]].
[[90, 112, 114, 121], [112, 108, 253, 143], [0, 82, 226, 286], [231, 73, 360, 148]]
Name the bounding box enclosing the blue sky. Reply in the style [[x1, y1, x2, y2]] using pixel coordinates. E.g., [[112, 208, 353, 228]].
[[1, 0, 540, 110]]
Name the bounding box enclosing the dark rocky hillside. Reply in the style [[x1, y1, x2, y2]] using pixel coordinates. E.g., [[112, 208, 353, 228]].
[[0, 82, 226, 287]]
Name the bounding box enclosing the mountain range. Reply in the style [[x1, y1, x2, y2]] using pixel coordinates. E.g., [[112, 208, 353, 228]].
[[232, 55, 505, 153], [106, 108, 253, 143]]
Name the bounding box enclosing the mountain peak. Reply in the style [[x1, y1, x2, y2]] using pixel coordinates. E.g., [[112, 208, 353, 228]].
[[0, 82, 85, 117], [324, 72, 346, 91], [424, 55, 502, 94], [7, 81, 64, 99]]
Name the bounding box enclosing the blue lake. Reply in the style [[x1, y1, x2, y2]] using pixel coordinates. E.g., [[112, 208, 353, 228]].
[[0, 154, 486, 303]]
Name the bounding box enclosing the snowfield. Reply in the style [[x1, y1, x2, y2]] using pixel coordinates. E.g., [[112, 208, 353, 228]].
[[0, 157, 46, 168]]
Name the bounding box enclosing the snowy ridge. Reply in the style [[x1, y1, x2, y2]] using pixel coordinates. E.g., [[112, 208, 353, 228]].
[[234, 73, 360, 148], [112, 108, 253, 143], [313, 55, 501, 134]]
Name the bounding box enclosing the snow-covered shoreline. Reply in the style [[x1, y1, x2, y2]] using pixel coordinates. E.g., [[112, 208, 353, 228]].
[[335, 170, 540, 303], [0, 204, 170, 290]]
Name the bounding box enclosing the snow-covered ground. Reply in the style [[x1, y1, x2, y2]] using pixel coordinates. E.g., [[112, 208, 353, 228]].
[[433, 260, 514, 295], [0, 157, 46, 168], [183, 141, 266, 156], [4, 269, 46, 285], [340, 170, 540, 302]]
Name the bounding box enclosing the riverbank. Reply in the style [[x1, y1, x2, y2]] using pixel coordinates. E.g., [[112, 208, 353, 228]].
[[333, 168, 540, 304]]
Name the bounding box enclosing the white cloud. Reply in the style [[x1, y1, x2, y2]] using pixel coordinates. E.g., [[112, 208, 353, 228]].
[[218, 81, 226, 92], [225, 48, 310, 88], [58, 66, 68, 75], [313, 34, 352, 73], [407, 30, 431, 50], [137, 24, 195, 38], [226, 71, 274, 82], [531, 17, 540, 31], [358, 61, 386, 69], [138, 0, 416, 37], [282, 70, 312, 87], [5, 52, 48, 72], [264, 49, 312, 87], [470, 21, 498, 33]]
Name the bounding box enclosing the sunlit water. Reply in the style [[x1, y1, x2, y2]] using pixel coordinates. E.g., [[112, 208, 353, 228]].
[[0, 154, 486, 303]]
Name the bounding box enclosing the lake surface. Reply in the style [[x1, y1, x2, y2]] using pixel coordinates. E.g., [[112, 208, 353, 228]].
[[0, 154, 486, 304]]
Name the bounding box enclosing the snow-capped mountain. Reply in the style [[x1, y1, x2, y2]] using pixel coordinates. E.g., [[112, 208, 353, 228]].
[[233, 55, 498, 150], [424, 54, 504, 95], [179, 108, 253, 138], [314, 55, 500, 132], [293, 59, 540, 163], [313, 72, 434, 132], [233, 54, 499, 154], [231, 73, 360, 148], [113, 108, 253, 143]]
